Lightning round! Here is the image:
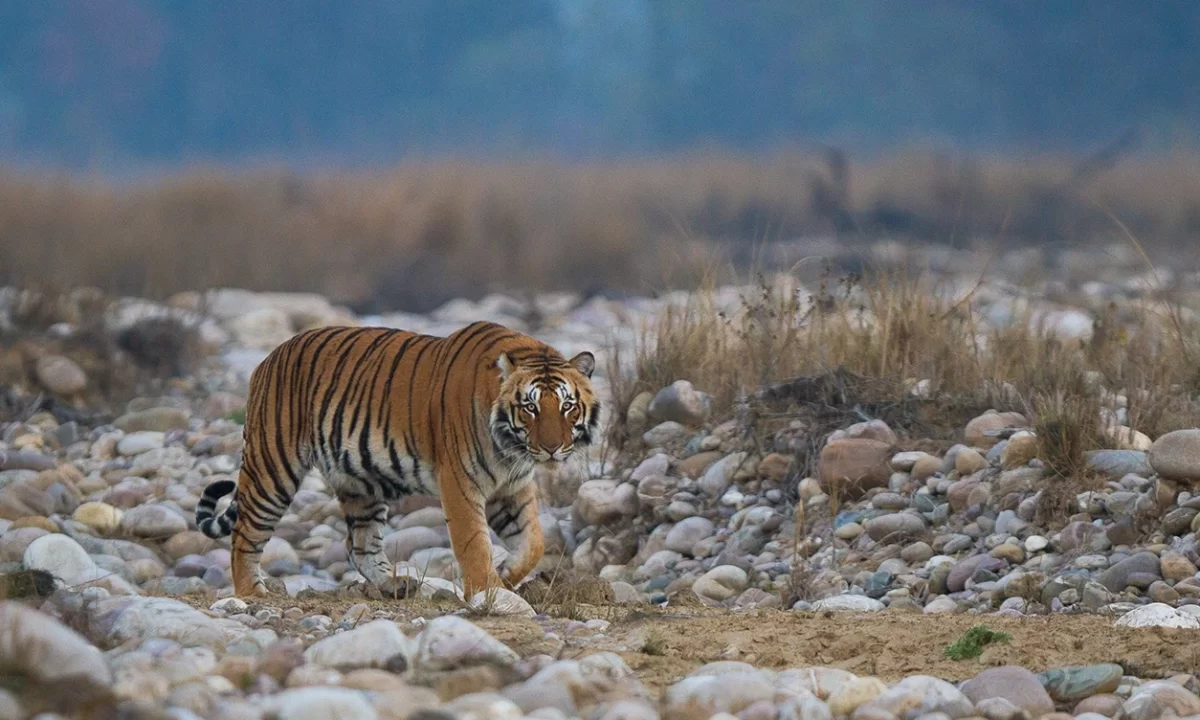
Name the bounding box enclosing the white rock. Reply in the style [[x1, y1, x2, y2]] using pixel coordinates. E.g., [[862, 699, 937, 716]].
[[692, 565, 748, 606], [0, 602, 112, 691], [1115, 602, 1200, 629], [809, 595, 886, 613], [1024, 535, 1049, 553], [664, 517, 716, 555], [23, 534, 95, 586], [575, 480, 639, 526], [414, 616, 520, 673], [116, 431, 166, 456], [303, 619, 416, 671], [699, 452, 748, 498], [663, 670, 776, 720], [74, 596, 275, 654], [120, 504, 188, 539], [443, 692, 524, 720], [468, 588, 537, 618], [265, 687, 377, 720], [860, 675, 974, 718], [630, 453, 671, 482]]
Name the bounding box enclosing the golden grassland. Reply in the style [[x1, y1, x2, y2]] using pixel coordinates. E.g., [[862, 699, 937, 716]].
[[4, 149, 1200, 312]]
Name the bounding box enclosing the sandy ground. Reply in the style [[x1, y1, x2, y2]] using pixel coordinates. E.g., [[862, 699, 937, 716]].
[[186, 590, 1200, 694]]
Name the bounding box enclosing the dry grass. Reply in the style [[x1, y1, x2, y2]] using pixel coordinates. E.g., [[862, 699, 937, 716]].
[[606, 250, 1200, 464], [4, 150, 1200, 312]]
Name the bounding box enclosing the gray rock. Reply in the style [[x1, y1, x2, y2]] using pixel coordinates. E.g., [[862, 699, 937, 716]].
[[664, 517, 715, 555], [662, 670, 776, 720], [947, 555, 1005, 593], [692, 565, 748, 606], [67, 595, 274, 654], [1035, 664, 1123, 703], [116, 431, 166, 456], [0, 601, 111, 700], [1149, 429, 1200, 482], [960, 666, 1054, 715], [120, 503, 188, 539], [1098, 551, 1160, 592], [1123, 680, 1200, 720], [1084, 450, 1152, 479], [698, 452, 748, 498], [413, 616, 519, 674], [34, 355, 87, 395], [303, 619, 416, 671], [643, 422, 690, 448], [648, 380, 712, 427], [859, 675, 974, 719], [575, 480, 639, 526], [865, 512, 927, 541], [383, 526, 445, 563], [265, 687, 377, 720]]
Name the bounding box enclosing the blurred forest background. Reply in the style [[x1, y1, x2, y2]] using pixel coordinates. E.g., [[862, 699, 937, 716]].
[[2, 1, 1199, 311]]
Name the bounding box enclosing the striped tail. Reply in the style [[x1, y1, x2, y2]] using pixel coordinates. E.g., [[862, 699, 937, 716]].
[[195, 479, 239, 538]]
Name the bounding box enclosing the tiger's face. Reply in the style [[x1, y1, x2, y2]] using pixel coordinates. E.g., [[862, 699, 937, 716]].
[[491, 350, 600, 465]]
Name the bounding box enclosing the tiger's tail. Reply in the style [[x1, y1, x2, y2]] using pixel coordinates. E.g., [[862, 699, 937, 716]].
[[196, 479, 239, 538]]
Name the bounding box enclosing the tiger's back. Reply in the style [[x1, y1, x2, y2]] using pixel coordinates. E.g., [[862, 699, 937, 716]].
[[195, 320, 600, 598]]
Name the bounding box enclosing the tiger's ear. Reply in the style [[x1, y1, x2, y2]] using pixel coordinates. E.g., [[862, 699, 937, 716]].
[[569, 351, 595, 378], [496, 353, 515, 381]]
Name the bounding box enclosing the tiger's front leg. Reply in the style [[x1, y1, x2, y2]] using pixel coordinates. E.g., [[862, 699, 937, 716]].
[[487, 479, 543, 590], [441, 468, 504, 597]]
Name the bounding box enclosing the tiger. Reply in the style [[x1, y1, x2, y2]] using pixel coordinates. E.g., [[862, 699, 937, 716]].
[[194, 320, 600, 599]]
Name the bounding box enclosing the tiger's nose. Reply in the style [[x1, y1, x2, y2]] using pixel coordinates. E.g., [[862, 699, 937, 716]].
[[539, 443, 563, 455]]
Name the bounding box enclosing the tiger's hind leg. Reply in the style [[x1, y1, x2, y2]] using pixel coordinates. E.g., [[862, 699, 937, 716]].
[[487, 479, 543, 590], [230, 467, 297, 598], [338, 489, 398, 593]]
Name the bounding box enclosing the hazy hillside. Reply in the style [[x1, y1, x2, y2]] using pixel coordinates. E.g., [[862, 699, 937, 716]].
[[2, 1, 1199, 168]]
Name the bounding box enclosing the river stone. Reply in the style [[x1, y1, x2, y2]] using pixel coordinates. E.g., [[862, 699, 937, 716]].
[[413, 616, 519, 674], [819, 439, 893, 499], [1098, 551, 1160, 593], [1084, 450, 1152, 479], [947, 555, 1005, 593], [303, 619, 416, 672], [858, 675, 974, 719], [0, 601, 112, 694], [864, 513, 926, 541], [1123, 680, 1200, 720], [1114, 602, 1200, 629], [960, 666, 1054, 715], [1149, 429, 1200, 482], [1036, 664, 1124, 703], [810, 595, 885, 613]]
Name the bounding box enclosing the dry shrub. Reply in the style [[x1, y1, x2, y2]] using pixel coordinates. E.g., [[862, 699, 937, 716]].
[[608, 255, 1200, 457], [519, 566, 615, 621]]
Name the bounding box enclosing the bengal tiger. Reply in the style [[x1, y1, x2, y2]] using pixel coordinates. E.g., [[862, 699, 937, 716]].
[[194, 320, 600, 598]]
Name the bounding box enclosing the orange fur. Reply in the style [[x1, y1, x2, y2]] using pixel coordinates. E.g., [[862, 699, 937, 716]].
[[194, 321, 599, 598]]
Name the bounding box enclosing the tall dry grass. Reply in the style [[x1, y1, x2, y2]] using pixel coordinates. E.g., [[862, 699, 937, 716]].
[[605, 255, 1200, 460], [4, 149, 1200, 312]]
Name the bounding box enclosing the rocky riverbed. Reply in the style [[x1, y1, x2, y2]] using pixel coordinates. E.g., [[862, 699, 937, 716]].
[[4, 241, 1200, 719]]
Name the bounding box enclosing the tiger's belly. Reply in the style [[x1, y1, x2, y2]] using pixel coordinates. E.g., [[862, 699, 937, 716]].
[[315, 435, 439, 500]]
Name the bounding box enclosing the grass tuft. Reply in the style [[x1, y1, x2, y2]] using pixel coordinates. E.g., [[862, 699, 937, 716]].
[[943, 624, 1013, 661]]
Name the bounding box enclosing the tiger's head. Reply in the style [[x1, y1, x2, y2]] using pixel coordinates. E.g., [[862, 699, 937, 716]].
[[491, 350, 601, 465]]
